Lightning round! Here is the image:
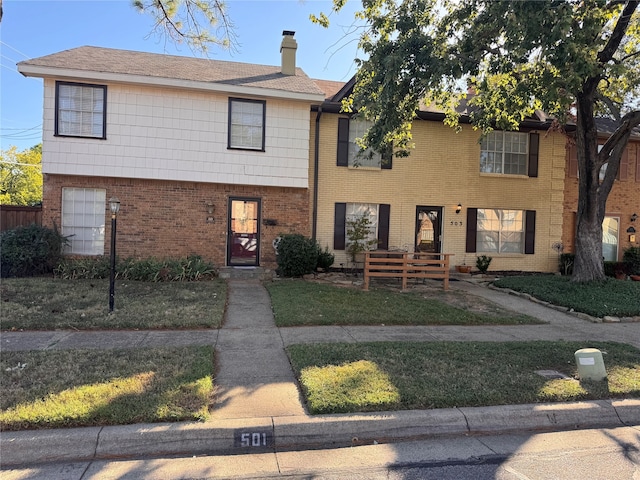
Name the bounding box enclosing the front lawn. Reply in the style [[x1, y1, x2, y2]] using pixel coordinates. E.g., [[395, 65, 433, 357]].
[[266, 279, 540, 326], [0, 346, 214, 431], [0, 278, 226, 330], [288, 341, 640, 414], [493, 275, 640, 318]]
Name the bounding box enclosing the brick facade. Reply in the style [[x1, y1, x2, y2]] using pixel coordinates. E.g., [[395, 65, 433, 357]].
[[43, 174, 310, 268], [562, 139, 640, 260]]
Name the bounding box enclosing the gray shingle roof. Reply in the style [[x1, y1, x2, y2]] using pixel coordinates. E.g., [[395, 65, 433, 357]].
[[18, 46, 326, 97]]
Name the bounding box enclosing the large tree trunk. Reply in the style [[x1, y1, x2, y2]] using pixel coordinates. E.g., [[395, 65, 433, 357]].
[[572, 90, 606, 282]]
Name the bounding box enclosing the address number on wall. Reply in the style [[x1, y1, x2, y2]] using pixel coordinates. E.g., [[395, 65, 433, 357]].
[[450, 221, 464, 226]]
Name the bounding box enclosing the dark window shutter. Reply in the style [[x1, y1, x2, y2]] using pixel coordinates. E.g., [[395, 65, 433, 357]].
[[466, 208, 477, 253], [568, 144, 578, 177], [378, 204, 390, 250], [381, 148, 393, 170], [617, 148, 628, 181], [528, 133, 539, 177], [337, 118, 349, 167], [334, 203, 347, 250], [525, 210, 536, 254], [636, 143, 640, 182]]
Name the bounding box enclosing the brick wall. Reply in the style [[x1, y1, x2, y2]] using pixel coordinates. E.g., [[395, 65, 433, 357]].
[[562, 139, 640, 259], [43, 174, 310, 268]]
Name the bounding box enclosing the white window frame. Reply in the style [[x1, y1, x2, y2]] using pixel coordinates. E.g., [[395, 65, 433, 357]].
[[480, 131, 528, 175], [55, 82, 106, 139], [476, 209, 525, 253], [602, 216, 619, 262], [61, 188, 106, 255], [346, 203, 378, 248], [228, 98, 266, 151], [349, 119, 382, 168]]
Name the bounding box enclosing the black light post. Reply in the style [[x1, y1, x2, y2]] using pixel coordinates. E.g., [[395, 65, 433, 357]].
[[109, 197, 120, 312]]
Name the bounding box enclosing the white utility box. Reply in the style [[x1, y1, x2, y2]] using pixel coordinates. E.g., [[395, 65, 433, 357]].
[[574, 348, 607, 381]]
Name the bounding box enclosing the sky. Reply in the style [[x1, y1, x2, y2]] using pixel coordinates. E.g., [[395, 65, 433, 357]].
[[0, 0, 365, 151]]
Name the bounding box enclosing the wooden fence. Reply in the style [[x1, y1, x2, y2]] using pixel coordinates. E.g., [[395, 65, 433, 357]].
[[363, 251, 452, 291], [0, 205, 43, 233]]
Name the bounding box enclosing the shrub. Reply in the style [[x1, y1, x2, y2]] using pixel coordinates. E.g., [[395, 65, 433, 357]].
[[604, 261, 628, 278], [559, 253, 575, 276], [623, 246, 640, 275], [54, 256, 111, 279], [475, 255, 492, 274], [276, 234, 319, 277], [0, 224, 67, 277], [316, 246, 335, 271]]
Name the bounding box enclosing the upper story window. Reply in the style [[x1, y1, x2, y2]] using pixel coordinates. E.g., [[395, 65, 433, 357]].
[[480, 131, 529, 175], [337, 117, 392, 169], [55, 82, 106, 139], [228, 98, 265, 151]]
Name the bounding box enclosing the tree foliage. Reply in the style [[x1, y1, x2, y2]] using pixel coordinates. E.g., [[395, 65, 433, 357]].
[[132, 0, 237, 53], [320, 0, 640, 282], [0, 144, 42, 206]]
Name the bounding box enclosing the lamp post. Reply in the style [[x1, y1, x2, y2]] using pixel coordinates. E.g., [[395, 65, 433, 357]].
[[109, 197, 120, 312]]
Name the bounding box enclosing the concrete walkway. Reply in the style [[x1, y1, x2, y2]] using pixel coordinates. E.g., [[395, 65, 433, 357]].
[[1, 278, 639, 466]]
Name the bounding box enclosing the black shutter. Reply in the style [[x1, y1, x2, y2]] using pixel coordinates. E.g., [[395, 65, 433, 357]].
[[528, 133, 539, 178], [337, 118, 349, 167], [466, 208, 477, 253], [381, 148, 393, 170], [378, 204, 390, 250], [334, 203, 347, 250], [525, 210, 536, 254]]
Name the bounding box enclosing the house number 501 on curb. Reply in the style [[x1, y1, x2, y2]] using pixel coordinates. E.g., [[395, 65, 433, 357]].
[[234, 429, 273, 448]]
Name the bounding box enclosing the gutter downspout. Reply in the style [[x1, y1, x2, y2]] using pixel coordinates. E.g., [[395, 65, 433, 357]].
[[312, 106, 322, 241]]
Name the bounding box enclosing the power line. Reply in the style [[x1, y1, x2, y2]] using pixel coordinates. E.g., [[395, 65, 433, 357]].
[[0, 41, 31, 59]]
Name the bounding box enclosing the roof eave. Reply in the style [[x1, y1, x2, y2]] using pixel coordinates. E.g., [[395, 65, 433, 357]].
[[18, 63, 326, 103]]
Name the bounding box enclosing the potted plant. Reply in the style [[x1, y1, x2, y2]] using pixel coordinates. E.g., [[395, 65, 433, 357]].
[[346, 215, 378, 263], [456, 258, 472, 273]]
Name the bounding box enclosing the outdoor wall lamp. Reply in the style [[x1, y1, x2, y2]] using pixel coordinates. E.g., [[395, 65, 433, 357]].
[[631, 213, 638, 222], [206, 202, 214, 215], [206, 202, 215, 223], [108, 197, 120, 313], [456, 203, 462, 214]]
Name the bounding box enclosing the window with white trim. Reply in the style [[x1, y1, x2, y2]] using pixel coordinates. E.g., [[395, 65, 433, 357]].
[[228, 98, 265, 150], [61, 188, 106, 255], [346, 203, 378, 247], [55, 82, 106, 139], [602, 216, 619, 262], [480, 131, 528, 175], [476, 209, 524, 253], [349, 119, 382, 168]]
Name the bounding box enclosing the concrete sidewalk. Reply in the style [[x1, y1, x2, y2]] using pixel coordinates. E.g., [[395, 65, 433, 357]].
[[1, 278, 639, 466]]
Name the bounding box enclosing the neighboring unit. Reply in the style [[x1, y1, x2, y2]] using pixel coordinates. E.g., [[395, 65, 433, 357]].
[[18, 32, 325, 269]]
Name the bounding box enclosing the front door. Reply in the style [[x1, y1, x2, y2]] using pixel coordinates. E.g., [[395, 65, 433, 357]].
[[415, 206, 442, 253], [228, 198, 261, 266]]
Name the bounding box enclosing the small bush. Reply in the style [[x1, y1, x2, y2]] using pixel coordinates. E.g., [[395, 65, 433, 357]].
[[475, 255, 492, 274], [604, 261, 628, 278], [276, 234, 319, 277], [1, 224, 68, 277], [559, 253, 575, 276], [623, 246, 640, 275], [316, 246, 335, 271], [54, 256, 111, 279]]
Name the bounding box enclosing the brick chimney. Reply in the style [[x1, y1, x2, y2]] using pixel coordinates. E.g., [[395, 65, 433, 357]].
[[280, 30, 297, 76]]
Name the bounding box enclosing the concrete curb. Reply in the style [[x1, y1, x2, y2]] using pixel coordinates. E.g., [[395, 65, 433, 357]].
[[3, 399, 638, 466]]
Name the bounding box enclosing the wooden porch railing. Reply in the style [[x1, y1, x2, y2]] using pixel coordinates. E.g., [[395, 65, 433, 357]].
[[363, 251, 452, 291]]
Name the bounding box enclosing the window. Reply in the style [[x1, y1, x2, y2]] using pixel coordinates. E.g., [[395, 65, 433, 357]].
[[480, 131, 528, 175], [602, 216, 619, 262], [61, 188, 106, 255], [55, 82, 106, 139], [228, 98, 265, 150], [476, 209, 524, 253], [348, 120, 382, 168], [334, 202, 390, 251], [346, 203, 379, 247]]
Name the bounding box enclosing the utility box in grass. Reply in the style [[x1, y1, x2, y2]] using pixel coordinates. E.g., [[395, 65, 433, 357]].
[[575, 348, 607, 381]]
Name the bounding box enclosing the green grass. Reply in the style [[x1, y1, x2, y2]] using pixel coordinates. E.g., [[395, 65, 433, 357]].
[[493, 275, 640, 317], [266, 279, 541, 326], [0, 346, 214, 431], [0, 278, 226, 330], [288, 341, 640, 414]]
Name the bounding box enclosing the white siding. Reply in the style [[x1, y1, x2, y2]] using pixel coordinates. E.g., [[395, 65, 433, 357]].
[[42, 80, 311, 188]]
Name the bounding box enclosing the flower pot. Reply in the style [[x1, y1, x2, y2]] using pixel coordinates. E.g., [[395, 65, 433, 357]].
[[630, 275, 640, 282], [456, 265, 472, 273]]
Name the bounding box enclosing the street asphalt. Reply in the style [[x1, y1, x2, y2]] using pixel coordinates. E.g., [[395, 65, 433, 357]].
[[1, 277, 639, 466]]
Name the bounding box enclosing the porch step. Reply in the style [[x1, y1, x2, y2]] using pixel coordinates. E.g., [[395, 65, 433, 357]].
[[218, 267, 275, 280]]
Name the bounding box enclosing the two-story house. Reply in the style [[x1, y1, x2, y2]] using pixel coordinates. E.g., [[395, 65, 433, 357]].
[[310, 80, 568, 272], [17, 32, 325, 269]]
